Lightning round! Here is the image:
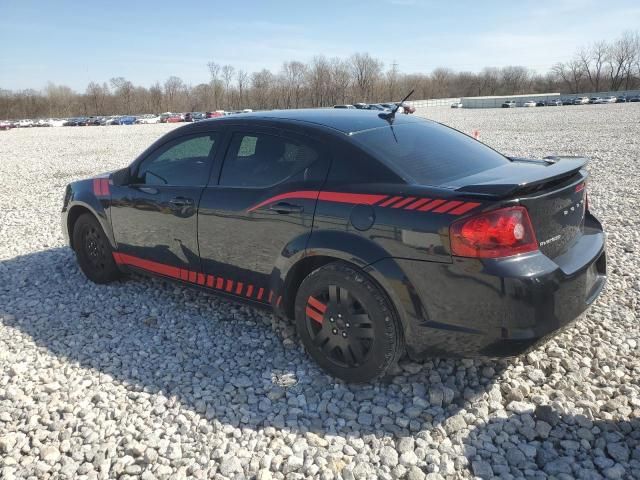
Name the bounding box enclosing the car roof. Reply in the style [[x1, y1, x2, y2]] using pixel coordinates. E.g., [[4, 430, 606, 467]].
[[196, 108, 427, 135]]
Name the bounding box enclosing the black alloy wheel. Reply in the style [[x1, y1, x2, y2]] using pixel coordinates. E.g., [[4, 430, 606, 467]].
[[295, 261, 402, 383], [72, 213, 121, 284]]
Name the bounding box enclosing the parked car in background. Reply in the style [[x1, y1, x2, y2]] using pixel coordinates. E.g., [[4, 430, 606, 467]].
[[451, 102, 463, 108], [600, 96, 617, 103], [0, 120, 11, 130], [562, 98, 575, 105], [64, 117, 87, 126], [588, 97, 601, 104], [183, 112, 193, 122], [353, 103, 369, 109], [86, 117, 102, 126], [206, 111, 226, 118], [546, 99, 562, 106], [118, 116, 137, 125], [629, 96, 640, 102], [616, 96, 627, 103], [502, 100, 516, 108], [191, 112, 207, 122], [399, 103, 415, 114], [333, 105, 356, 109], [523, 101, 537, 107], [166, 114, 184, 123], [159, 113, 173, 123], [574, 97, 590, 105], [46, 118, 66, 127], [366, 104, 388, 111], [18, 119, 35, 127], [137, 114, 161, 124]]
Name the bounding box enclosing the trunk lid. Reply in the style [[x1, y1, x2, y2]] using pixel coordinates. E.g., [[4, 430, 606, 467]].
[[448, 157, 588, 258]]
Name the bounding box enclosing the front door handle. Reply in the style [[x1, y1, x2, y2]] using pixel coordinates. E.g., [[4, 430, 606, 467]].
[[169, 197, 194, 207], [269, 202, 304, 214]]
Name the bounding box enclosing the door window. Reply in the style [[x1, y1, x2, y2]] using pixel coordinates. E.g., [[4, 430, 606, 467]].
[[220, 133, 319, 187], [137, 133, 218, 186]]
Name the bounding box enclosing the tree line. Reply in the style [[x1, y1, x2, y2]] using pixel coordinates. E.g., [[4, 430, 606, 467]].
[[1, 31, 639, 119]]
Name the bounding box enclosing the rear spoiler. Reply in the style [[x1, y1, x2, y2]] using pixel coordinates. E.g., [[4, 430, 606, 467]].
[[452, 156, 588, 198]]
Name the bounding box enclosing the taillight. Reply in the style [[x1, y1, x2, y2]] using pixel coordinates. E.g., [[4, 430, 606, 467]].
[[449, 206, 538, 258]]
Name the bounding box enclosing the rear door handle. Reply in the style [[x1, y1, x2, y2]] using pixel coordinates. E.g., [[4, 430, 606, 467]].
[[269, 202, 304, 214], [169, 197, 194, 207]]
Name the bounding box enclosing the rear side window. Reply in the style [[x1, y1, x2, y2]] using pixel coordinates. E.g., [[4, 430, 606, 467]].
[[351, 122, 509, 185], [220, 132, 319, 188]]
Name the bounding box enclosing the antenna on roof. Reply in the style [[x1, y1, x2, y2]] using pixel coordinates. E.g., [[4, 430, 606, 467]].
[[380, 89, 415, 123]]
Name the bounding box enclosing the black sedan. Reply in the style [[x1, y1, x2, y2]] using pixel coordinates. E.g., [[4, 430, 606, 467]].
[[61, 109, 606, 382], [64, 117, 88, 126]]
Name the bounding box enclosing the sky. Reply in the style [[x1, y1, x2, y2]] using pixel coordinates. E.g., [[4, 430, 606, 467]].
[[1, 0, 639, 91]]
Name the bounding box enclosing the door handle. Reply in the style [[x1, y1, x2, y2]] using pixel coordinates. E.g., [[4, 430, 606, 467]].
[[169, 197, 194, 207], [269, 202, 304, 214]]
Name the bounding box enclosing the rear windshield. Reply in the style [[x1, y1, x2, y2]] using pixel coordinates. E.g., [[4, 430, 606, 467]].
[[351, 121, 510, 185]]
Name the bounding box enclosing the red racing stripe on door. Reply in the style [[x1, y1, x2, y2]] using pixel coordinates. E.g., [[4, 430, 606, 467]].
[[111, 253, 181, 279], [247, 191, 320, 212], [317, 192, 388, 205]]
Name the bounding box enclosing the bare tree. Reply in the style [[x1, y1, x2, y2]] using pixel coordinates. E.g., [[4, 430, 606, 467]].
[[163, 76, 184, 112], [221, 65, 235, 109], [579, 41, 607, 92], [236, 69, 248, 107], [350, 53, 383, 101]]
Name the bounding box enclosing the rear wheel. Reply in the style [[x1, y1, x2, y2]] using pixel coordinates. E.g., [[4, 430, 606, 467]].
[[72, 213, 121, 284], [295, 262, 402, 383]]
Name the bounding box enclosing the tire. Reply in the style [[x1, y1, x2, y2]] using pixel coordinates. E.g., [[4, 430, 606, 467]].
[[72, 213, 121, 284], [294, 261, 402, 383]]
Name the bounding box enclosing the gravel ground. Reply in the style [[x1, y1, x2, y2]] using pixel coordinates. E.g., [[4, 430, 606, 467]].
[[0, 105, 639, 480]]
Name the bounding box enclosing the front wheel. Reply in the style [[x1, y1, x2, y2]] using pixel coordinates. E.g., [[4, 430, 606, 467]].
[[72, 213, 121, 284], [295, 262, 403, 383]]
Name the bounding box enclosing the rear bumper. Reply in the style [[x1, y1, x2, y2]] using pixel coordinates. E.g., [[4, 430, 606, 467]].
[[375, 212, 606, 359]]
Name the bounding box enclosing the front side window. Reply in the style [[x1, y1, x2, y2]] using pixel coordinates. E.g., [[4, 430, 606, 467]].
[[138, 133, 218, 186], [220, 132, 319, 188]]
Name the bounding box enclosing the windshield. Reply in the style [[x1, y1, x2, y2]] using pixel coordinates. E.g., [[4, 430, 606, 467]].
[[351, 121, 510, 185]]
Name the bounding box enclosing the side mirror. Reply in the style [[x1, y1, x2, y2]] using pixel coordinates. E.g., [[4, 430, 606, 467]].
[[111, 167, 133, 186]]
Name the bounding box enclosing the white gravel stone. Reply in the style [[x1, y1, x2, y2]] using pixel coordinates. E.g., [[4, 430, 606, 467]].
[[0, 106, 638, 479]]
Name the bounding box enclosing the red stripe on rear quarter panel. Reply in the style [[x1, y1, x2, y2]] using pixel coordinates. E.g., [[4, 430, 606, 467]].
[[448, 202, 481, 215], [308, 296, 327, 313], [317, 192, 388, 205], [433, 200, 464, 213], [391, 197, 416, 209], [378, 196, 402, 207], [405, 198, 431, 210], [306, 306, 324, 324], [418, 199, 447, 212]]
